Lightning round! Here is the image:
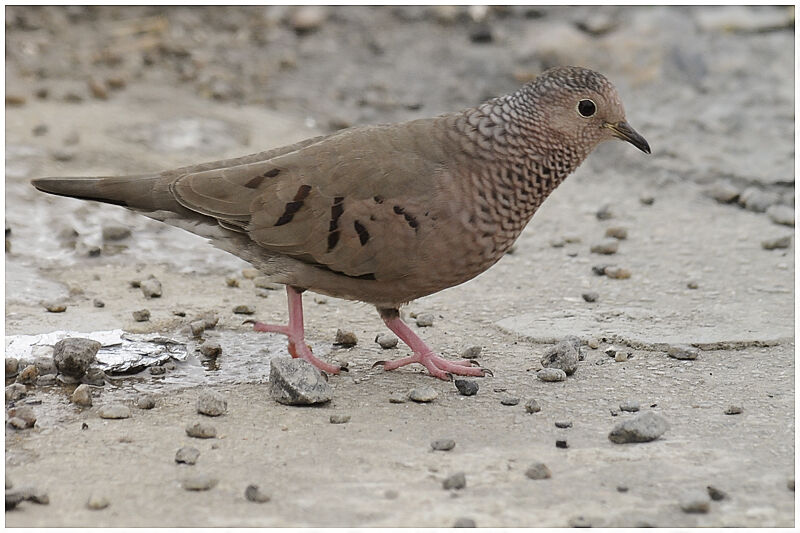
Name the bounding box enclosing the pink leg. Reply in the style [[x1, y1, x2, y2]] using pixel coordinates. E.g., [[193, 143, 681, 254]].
[[250, 286, 341, 374], [380, 311, 485, 380]]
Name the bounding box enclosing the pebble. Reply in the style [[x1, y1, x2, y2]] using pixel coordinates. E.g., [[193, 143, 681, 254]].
[[330, 414, 351, 424], [537, 368, 567, 382], [98, 404, 131, 419], [88, 78, 108, 99], [431, 439, 456, 451], [615, 352, 629, 362], [540, 340, 579, 375], [706, 180, 740, 203], [590, 239, 619, 255], [500, 395, 520, 406], [388, 392, 407, 403], [568, 516, 592, 527], [129, 280, 142, 288], [619, 400, 640, 412], [71, 384, 93, 407], [6, 357, 19, 377], [442, 472, 466, 490], [82, 367, 106, 386], [190, 320, 206, 337], [415, 313, 434, 327], [87, 246, 102, 257], [587, 338, 600, 349], [225, 277, 239, 287], [32, 123, 48, 136], [761, 235, 791, 250], [724, 405, 743, 415], [7, 406, 37, 429], [51, 149, 76, 162], [679, 490, 710, 513], [524, 399, 542, 413], [461, 345, 482, 359], [197, 390, 227, 416], [409, 385, 438, 403], [149, 366, 166, 376], [617, 485, 629, 492], [6, 383, 27, 402], [334, 329, 358, 346], [596, 204, 613, 220], [44, 301, 67, 313], [453, 517, 476, 527], [186, 421, 217, 439], [766, 205, 794, 226], [739, 186, 780, 213], [707, 485, 727, 501], [101, 225, 131, 241], [639, 194, 655, 205], [375, 334, 398, 349], [384, 489, 399, 500], [787, 478, 794, 491], [6, 487, 50, 509], [454, 379, 479, 396], [687, 280, 699, 289], [581, 291, 599, 303], [555, 440, 569, 449], [269, 358, 333, 405], [604, 266, 631, 279], [132, 309, 151, 322], [667, 344, 699, 360], [241, 269, 258, 279], [608, 411, 669, 444], [199, 342, 222, 358], [175, 446, 201, 465], [135, 394, 156, 409], [140, 277, 162, 298], [290, 6, 326, 34], [232, 304, 255, 315], [182, 474, 218, 491], [605, 227, 628, 240], [525, 462, 552, 480], [16, 364, 39, 384], [93, 299, 105, 308], [245, 484, 271, 503], [6, 94, 26, 106], [86, 494, 110, 510], [200, 313, 219, 329], [555, 421, 572, 428]]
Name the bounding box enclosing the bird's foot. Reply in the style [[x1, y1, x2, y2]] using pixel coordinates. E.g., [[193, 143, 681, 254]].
[[248, 320, 342, 375], [382, 351, 485, 380]]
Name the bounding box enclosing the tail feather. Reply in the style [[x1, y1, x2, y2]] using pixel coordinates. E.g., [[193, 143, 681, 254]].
[[31, 174, 181, 213]]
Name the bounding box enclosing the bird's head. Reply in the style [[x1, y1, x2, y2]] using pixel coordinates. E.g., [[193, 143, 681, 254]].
[[521, 66, 650, 155]]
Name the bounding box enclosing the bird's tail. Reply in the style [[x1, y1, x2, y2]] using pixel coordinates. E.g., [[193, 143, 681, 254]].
[[31, 174, 182, 213]]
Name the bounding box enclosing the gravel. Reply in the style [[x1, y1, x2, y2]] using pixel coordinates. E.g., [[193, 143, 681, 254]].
[[619, 400, 640, 412], [408, 385, 438, 403], [555, 421, 572, 428], [185, 421, 217, 439], [232, 304, 255, 315], [431, 439, 456, 451], [590, 239, 619, 255], [388, 392, 407, 403], [524, 399, 542, 413], [461, 345, 482, 358], [581, 291, 599, 303], [739, 186, 780, 213], [608, 412, 669, 444], [140, 277, 162, 298], [334, 329, 358, 346], [7, 406, 37, 429], [537, 368, 567, 382], [724, 405, 743, 415], [244, 484, 271, 503], [454, 379, 479, 396], [500, 395, 520, 406], [82, 367, 106, 386], [199, 342, 222, 358], [329, 414, 351, 424], [761, 235, 791, 250], [182, 474, 218, 491], [555, 440, 569, 449], [70, 384, 93, 407], [43, 301, 67, 312], [705, 180, 740, 203], [268, 358, 333, 405], [34, 356, 57, 376], [5, 357, 19, 377], [98, 404, 131, 419], [442, 472, 466, 490], [605, 226, 628, 240], [175, 446, 201, 465], [596, 204, 613, 220], [86, 494, 110, 510], [190, 321, 206, 337], [604, 266, 631, 279], [16, 364, 39, 384], [197, 390, 227, 416], [766, 204, 794, 226], [415, 313, 434, 327], [679, 490, 711, 513], [135, 394, 156, 409], [53, 337, 100, 378], [706, 485, 728, 501], [6, 383, 27, 402], [375, 334, 398, 349], [525, 462, 552, 480], [540, 339, 579, 375], [132, 309, 151, 322], [667, 344, 699, 360]]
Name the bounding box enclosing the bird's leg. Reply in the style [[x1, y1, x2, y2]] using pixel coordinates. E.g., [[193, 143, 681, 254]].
[[250, 286, 341, 374], [378, 308, 485, 380]]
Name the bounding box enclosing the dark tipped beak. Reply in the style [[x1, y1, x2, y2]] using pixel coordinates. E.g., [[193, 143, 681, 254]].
[[605, 121, 651, 154]]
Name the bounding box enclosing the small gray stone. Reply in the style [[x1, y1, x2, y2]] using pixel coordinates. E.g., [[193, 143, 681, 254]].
[[605, 227, 628, 240], [587, 338, 600, 349], [461, 345, 482, 359], [615, 352, 629, 362], [431, 439, 456, 451], [37, 373, 57, 386], [541, 340, 579, 376], [617, 485, 629, 492], [555, 440, 569, 449], [724, 405, 743, 415], [596, 204, 613, 220], [767, 205, 794, 226], [82, 367, 106, 386], [679, 490, 710, 513], [415, 313, 434, 327], [101, 225, 131, 241], [388, 392, 407, 403], [149, 366, 166, 376], [705, 180, 740, 203], [501, 395, 520, 406], [375, 334, 398, 349], [53, 338, 100, 378], [132, 309, 150, 322], [245, 484, 271, 503], [555, 421, 572, 428], [525, 462, 552, 480], [33, 356, 56, 376], [667, 344, 699, 360], [604, 266, 631, 279], [443, 472, 466, 490], [93, 299, 105, 307], [639, 194, 655, 205], [185, 422, 217, 439], [739, 186, 780, 213], [225, 277, 240, 287], [707, 485, 727, 501], [409, 385, 438, 403], [537, 368, 567, 382], [7, 406, 36, 429], [175, 446, 201, 465], [591, 239, 619, 255], [182, 474, 218, 491], [98, 404, 131, 419], [5, 383, 27, 402], [269, 358, 333, 405], [233, 304, 255, 315], [608, 411, 669, 444], [592, 264, 612, 276], [687, 280, 699, 289], [453, 517, 476, 527], [140, 277, 162, 298], [761, 235, 791, 250], [5, 357, 19, 377], [135, 394, 156, 409], [71, 384, 93, 407], [190, 320, 206, 337], [15, 364, 39, 384], [197, 390, 227, 416], [334, 329, 358, 346], [582, 291, 599, 303], [86, 494, 110, 510], [199, 342, 222, 358], [330, 414, 351, 424], [290, 5, 327, 33], [524, 399, 542, 413], [604, 346, 618, 357], [454, 379, 479, 396], [619, 400, 640, 412]]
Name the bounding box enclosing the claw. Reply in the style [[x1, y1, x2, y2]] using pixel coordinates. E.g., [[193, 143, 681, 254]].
[[372, 360, 386, 369]]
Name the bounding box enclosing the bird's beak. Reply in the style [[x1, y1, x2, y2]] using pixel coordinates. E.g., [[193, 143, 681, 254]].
[[605, 121, 651, 154]]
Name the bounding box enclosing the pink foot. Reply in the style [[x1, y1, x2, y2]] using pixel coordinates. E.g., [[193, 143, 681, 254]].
[[380, 312, 486, 380], [251, 287, 341, 375]]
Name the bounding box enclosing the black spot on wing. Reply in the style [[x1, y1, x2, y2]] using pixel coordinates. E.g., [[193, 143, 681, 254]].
[[274, 185, 311, 226], [326, 196, 345, 251], [354, 220, 369, 245], [392, 205, 419, 232]]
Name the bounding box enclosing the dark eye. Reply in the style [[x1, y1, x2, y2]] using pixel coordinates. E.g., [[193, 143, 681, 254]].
[[577, 99, 596, 118]]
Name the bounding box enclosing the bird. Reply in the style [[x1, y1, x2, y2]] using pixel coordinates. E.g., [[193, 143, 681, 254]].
[[32, 66, 650, 380]]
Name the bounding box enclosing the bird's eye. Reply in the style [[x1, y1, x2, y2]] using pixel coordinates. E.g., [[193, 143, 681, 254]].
[[577, 99, 596, 118]]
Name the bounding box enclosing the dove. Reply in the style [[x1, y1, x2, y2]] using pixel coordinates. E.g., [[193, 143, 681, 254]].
[[32, 66, 650, 380]]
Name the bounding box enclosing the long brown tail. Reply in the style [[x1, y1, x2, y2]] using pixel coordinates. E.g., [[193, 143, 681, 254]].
[[31, 174, 182, 213]]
